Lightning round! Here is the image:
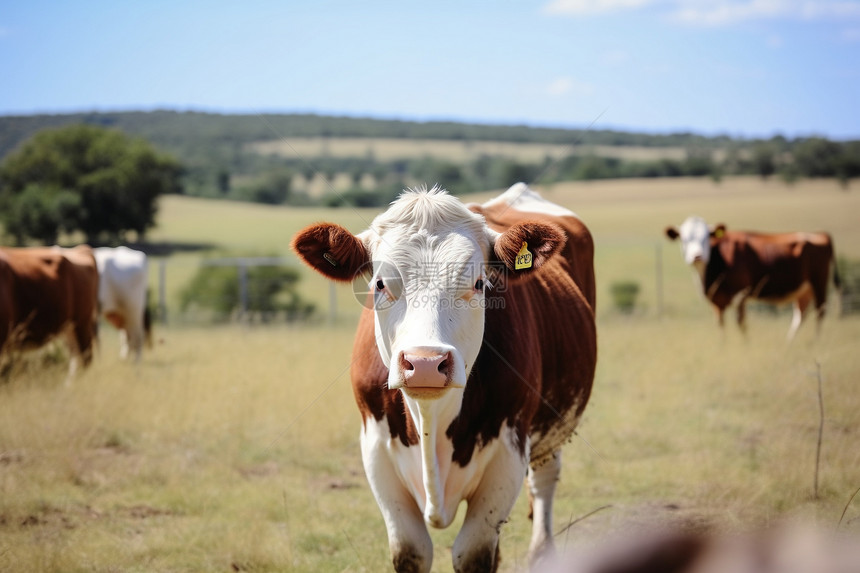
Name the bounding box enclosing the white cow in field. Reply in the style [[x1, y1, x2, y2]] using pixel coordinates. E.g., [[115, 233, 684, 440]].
[[94, 247, 151, 361]]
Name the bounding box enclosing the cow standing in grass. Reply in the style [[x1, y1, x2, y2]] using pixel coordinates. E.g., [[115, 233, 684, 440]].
[[94, 246, 151, 361], [292, 183, 596, 572], [665, 216, 840, 340], [0, 245, 99, 381]]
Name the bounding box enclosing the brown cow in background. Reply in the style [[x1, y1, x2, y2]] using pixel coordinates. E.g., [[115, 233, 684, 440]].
[[0, 245, 99, 382], [666, 216, 840, 340]]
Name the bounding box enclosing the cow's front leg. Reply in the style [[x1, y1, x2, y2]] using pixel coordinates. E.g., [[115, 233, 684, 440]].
[[360, 420, 433, 573], [452, 442, 527, 573]]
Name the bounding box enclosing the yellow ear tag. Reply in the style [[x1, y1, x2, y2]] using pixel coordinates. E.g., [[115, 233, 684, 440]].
[[515, 241, 533, 270], [714, 228, 725, 239]]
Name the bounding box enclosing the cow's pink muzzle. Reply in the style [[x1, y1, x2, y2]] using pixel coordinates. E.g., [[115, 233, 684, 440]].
[[399, 349, 454, 389]]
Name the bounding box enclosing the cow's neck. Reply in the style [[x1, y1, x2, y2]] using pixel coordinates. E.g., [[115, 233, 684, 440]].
[[701, 247, 727, 300], [403, 389, 464, 528]]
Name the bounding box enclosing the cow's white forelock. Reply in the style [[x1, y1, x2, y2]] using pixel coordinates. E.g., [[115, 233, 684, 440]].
[[368, 186, 488, 247]]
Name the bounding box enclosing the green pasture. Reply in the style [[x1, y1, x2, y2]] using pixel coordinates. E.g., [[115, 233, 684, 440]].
[[2, 176, 860, 572]]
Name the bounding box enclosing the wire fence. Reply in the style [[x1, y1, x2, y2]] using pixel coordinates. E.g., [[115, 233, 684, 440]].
[[150, 251, 860, 327]]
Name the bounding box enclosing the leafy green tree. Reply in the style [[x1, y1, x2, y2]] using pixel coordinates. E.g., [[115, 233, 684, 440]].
[[751, 143, 776, 179], [2, 184, 80, 244], [0, 124, 182, 244]]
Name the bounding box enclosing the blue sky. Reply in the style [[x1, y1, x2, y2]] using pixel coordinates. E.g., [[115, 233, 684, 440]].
[[2, 0, 859, 139]]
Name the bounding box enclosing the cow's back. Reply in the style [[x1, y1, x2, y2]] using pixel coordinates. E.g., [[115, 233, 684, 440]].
[[471, 201, 597, 465]]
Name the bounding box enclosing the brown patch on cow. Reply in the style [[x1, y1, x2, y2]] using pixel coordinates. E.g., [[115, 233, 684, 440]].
[[104, 310, 126, 330], [351, 308, 419, 447], [291, 223, 370, 282]]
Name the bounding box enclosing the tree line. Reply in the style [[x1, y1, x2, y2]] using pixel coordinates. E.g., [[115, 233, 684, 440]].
[[1, 116, 858, 243], [227, 136, 860, 208]]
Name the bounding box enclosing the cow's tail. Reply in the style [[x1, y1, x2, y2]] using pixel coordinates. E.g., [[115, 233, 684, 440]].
[[144, 289, 154, 348], [830, 238, 842, 291]]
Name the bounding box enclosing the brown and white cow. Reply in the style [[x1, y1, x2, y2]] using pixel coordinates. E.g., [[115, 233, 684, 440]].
[[665, 216, 840, 340], [0, 245, 99, 381], [292, 183, 596, 572]]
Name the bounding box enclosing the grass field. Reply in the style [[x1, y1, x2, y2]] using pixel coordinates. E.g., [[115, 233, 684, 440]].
[[2, 176, 859, 572]]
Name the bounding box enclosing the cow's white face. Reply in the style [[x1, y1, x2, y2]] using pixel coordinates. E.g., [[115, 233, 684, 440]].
[[291, 186, 564, 401], [359, 194, 493, 396], [672, 216, 712, 272]]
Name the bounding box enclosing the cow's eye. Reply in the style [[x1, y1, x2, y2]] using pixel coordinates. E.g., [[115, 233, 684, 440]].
[[376, 279, 385, 291], [475, 279, 484, 291]]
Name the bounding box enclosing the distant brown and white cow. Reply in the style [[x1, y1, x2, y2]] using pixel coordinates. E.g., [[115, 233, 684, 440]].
[[665, 216, 840, 340], [292, 183, 597, 572], [0, 245, 99, 380]]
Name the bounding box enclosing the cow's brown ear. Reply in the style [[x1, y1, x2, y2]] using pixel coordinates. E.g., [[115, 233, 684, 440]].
[[665, 226, 680, 241], [491, 221, 565, 280], [291, 223, 370, 282], [711, 224, 727, 239]]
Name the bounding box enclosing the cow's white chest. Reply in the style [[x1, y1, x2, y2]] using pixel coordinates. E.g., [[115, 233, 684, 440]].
[[360, 417, 514, 529]]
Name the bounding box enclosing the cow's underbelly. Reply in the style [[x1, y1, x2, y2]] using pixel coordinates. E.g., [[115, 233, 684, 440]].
[[756, 280, 811, 305], [362, 416, 518, 529], [529, 398, 584, 466]]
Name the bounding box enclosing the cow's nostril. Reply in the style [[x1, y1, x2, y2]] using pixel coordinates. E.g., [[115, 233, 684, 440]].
[[400, 354, 414, 372], [437, 358, 448, 373]]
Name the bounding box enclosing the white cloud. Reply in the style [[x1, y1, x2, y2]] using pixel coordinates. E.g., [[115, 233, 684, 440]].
[[542, 0, 860, 24], [672, 0, 788, 25], [672, 0, 860, 25], [545, 77, 595, 96], [542, 0, 655, 16]]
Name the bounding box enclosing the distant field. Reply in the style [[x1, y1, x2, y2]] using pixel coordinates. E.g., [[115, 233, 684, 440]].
[[146, 176, 860, 322], [247, 137, 688, 164], [2, 176, 859, 572]]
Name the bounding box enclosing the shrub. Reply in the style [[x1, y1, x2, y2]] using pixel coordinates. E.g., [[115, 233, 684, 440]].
[[179, 260, 315, 322], [610, 280, 641, 314]]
